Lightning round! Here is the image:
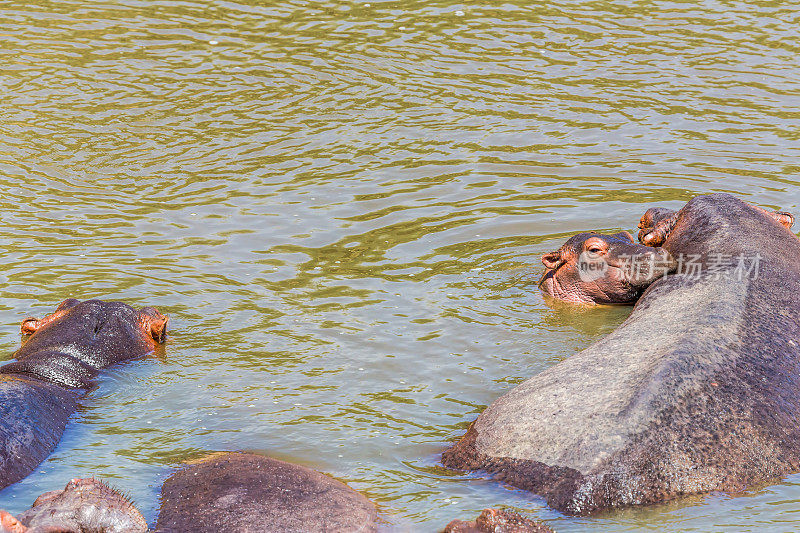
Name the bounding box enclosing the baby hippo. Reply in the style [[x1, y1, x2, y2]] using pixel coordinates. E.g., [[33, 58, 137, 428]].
[[539, 231, 674, 305]]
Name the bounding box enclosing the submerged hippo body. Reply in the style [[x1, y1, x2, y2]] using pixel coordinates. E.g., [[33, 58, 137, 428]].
[[539, 231, 674, 305], [0, 299, 167, 491], [155, 452, 378, 533], [0, 478, 147, 533], [442, 194, 800, 514]]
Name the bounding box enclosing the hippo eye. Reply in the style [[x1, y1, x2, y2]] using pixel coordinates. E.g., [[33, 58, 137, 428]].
[[588, 247, 603, 254]]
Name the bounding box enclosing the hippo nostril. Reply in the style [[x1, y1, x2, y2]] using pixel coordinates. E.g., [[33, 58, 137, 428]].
[[537, 270, 550, 287]]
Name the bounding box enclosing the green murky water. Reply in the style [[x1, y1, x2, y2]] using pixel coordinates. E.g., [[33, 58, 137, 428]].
[[1, 0, 799, 530]]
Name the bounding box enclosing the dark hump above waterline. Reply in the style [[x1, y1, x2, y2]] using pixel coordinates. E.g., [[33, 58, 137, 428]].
[[662, 193, 800, 260], [0, 375, 79, 490]]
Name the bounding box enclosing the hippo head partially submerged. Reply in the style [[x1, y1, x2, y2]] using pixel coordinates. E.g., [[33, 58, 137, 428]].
[[445, 509, 554, 533], [0, 299, 169, 495], [0, 478, 147, 533], [19, 298, 167, 344], [539, 231, 675, 305], [1, 299, 168, 388]]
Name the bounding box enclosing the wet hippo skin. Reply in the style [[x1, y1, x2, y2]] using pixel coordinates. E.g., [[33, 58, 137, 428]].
[[0, 299, 167, 491], [637, 202, 794, 248], [155, 452, 378, 533], [442, 194, 800, 515], [0, 452, 377, 533], [0, 478, 148, 533], [539, 231, 674, 305], [444, 509, 554, 532]]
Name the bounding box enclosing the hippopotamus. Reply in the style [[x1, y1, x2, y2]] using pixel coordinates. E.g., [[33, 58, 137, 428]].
[[444, 509, 554, 533], [539, 231, 674, 304], [155, 452, 378, 532], [0, 299, 168, 491], [0, 478, 147, 533], [442, 194, 800, 514], [1, 452, 379, 532]]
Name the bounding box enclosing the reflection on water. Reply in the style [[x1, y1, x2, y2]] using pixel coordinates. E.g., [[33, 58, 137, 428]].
[[0, 0, 799, 530]]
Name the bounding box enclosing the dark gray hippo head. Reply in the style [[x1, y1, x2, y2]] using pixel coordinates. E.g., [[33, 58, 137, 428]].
[[1, 299, 168, 388], [539, 231, 675, 305]]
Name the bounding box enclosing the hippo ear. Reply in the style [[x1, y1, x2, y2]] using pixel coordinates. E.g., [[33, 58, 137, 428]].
[[639, 212, 679, 247], [0, 510, 27, 532], [151, 317, 168, 343], [542, 251, 564, 270], [139, 308, 168, 343], [752, 206, 794, 230], [20, 317, 40, 335], [772, 211, 794, 229]]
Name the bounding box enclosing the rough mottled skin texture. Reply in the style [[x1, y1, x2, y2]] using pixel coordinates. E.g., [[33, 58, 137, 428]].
[[0, 376, 79, 495], [156, 452, 378, 533], [444, 509, 554, 532], [539, 231, 674, 305], [442, 194, 800, 515], [0, 478, 148, 533], [0, 299, 167, 491]]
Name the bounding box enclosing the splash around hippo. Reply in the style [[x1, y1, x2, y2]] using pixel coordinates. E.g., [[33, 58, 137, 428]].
[[539, 231, 674, 305]]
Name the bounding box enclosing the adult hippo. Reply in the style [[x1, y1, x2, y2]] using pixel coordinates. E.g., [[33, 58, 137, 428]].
[[0, 299, 168, 491], [539, 231, 674, 304], [442, 194, 800, 515]]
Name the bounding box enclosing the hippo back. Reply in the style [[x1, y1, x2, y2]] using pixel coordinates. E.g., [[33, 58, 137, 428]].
[[156, 452, 378, 533], [0, 375, 79, 490]]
